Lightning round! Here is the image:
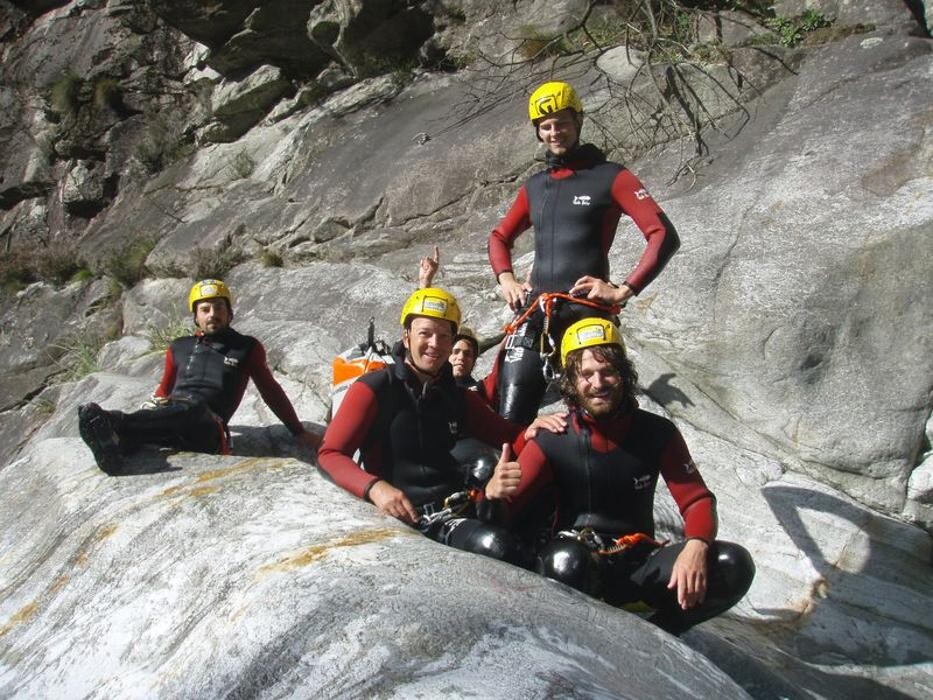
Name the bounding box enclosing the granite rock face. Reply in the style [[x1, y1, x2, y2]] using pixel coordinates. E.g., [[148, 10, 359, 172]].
[[0, 436, 749, 699], [1, 1, 932, 697]]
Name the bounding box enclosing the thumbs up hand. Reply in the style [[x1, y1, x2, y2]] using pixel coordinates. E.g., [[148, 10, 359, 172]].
[[484, 443, 522, 501]]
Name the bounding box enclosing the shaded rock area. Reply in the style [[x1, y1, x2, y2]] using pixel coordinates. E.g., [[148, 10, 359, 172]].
[[1, 0, 932, 697]]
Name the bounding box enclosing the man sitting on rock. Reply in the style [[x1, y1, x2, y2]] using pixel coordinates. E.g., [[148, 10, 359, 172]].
[[487, 317, 755, 634], [77, 278, 320, 474], [318, 287, 565, 564]]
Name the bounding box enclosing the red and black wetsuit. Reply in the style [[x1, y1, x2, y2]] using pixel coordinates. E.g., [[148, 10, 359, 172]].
[[517, 409, 715, 537], [515, 408, 754, 634], [319, 348, 527, 563], [155, 329, 303, 432], [110, 327, 303, 454], [487, 144, 680, 423]]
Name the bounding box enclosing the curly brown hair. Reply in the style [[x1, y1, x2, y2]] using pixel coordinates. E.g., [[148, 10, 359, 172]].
[[559, 344, 639, 413]]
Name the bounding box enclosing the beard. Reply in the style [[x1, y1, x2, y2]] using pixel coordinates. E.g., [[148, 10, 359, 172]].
[[579, 383, 625, 417]]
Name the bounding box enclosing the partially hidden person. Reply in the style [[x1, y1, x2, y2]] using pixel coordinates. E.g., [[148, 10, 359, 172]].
[[487, 317, 754, 634], [77, 278, 320, 474]]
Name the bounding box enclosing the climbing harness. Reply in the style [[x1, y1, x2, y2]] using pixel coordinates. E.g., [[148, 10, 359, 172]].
[[556, 527, 668, 557], [417, 488, 482, 529], [503, 292, 621, 381]]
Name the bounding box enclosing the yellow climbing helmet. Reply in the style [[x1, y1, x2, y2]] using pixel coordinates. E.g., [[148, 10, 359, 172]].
[[400, 287, 461, 332], [560, 317, 624, 365], [528, 81, 583, 122], [188, 278, 233, 312]]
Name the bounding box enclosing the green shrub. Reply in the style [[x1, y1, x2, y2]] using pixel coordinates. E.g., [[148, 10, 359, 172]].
[[231, 150, 256, 179], [259, 248, 284, 268], [0, 244, 88, 295], [69, 267, 94, 284], [766, 10, 831, 47], [189, 244, 246, 281], [53, 333, 110, 382], [146, 313, 193, 354], [516, 27, 571, 60], [103, 236, 158, 288], [49, 71, 83, 116], [92, 78, 122, 110]]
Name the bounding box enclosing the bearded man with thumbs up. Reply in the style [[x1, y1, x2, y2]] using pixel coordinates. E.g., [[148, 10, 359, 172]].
[[318, 287, 566, 565]]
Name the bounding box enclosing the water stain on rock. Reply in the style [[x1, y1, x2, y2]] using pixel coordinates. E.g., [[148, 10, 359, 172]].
[[159, 458, 285, 499], [256, 528, 403, 577], [0, 601, 39, 638]]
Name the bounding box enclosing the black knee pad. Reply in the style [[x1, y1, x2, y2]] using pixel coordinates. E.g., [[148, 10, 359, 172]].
[[713, 541, 756, 600], [537, 538, 599, 595], [450, 438, 499, 488], [446, 519, 518, 564]]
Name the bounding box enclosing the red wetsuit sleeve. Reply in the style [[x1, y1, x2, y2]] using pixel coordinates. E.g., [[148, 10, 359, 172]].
[[488, 186, 531, 280], [318, 380, 383, 498], [660, 429, 718, 542], [463, 390, 526, 453], [246, 342, 304, 435], [153, 347, 177, 398], [611, 170, 680, 293], [508, 439, 554, 517]]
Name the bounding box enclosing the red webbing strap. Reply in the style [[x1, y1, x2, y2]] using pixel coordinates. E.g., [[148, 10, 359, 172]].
[[595, 532, 668, 556], [503, 292, 621, 335]]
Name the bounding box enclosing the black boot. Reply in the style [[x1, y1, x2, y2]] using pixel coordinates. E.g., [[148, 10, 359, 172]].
[[77, 403, 122, 475]]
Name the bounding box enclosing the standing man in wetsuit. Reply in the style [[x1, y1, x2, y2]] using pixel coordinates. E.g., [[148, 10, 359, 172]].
[[77, 279, 319, 474], [488, 81, 680, 424], [318, 287, 565, 565], [486, 317, 754, 634]]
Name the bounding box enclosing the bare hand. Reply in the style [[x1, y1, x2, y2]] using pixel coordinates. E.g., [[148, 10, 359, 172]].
[[569, 275, 633, 306], [523, 412, 568, 441], [368, 480, 418, 524], [418, 245, 440, 288], [667, 539, 709, 610], [522, 263, 534, 293], [498, 272, 527, 310], [485, 443, 522, 500], [295, 429, 322, 452]]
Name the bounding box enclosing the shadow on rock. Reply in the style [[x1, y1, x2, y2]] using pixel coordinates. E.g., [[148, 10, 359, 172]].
[[645, 373, 695, 409], [229, 423, 323, 463], [109, 446, 182, 476], [761, 484, 932, 668]]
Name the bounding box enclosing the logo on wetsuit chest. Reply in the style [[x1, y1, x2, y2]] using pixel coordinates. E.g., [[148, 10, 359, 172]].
[[224, 357, 240, 368], [633, 474, 652, 490], [448, 420, 459, 435], [572, 195, 592, 206]]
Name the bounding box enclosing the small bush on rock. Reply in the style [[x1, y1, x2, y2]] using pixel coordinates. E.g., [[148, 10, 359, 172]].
[[0, 245, 88, 296], [259, 249, 284, 268], [190, 243, 247, 281], [766, 10, 831, 47], [53, 331, 114, 382], [49, 71, 83, 117], [231, 150, 256, 179], [146, 314, 193, 353], [92, 78, 122, 111], [103, 236, 158, 288]]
